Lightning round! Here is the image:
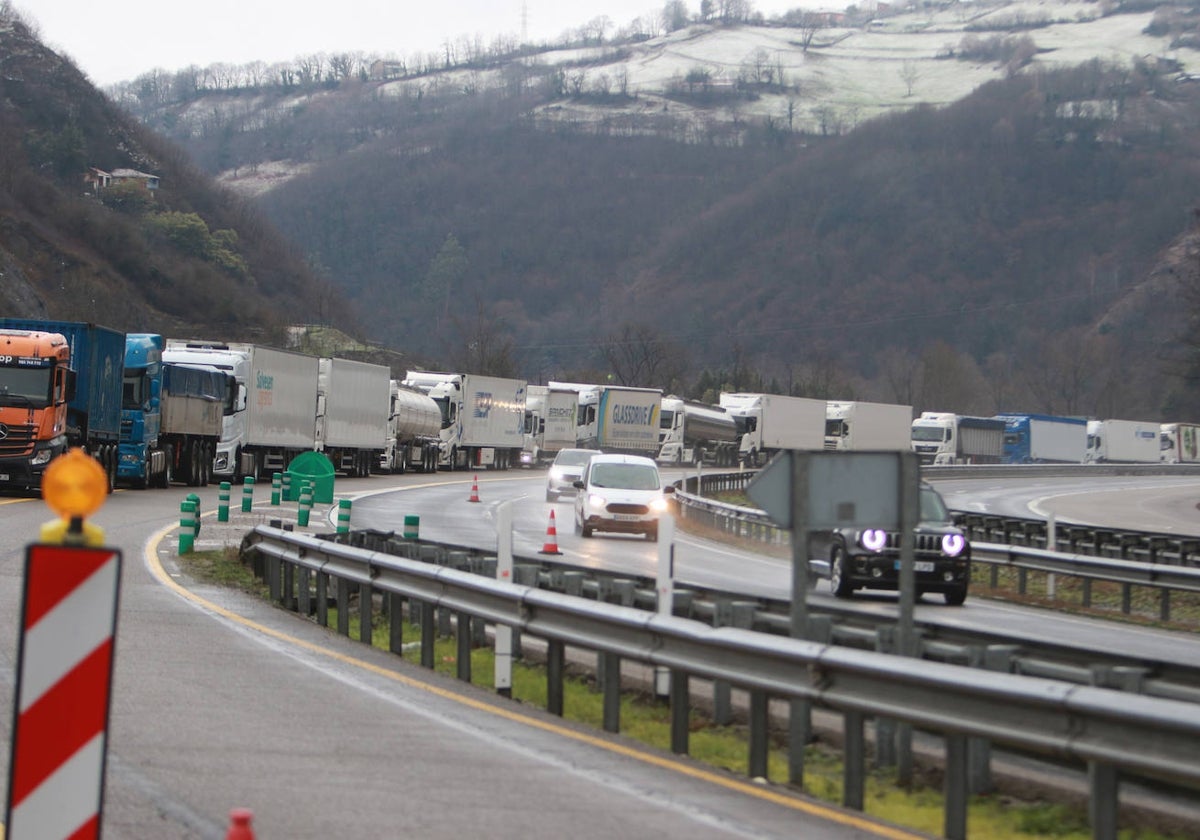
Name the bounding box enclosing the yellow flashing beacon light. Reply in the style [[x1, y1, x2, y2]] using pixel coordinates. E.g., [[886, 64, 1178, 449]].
[[39, 448, 108, 546]]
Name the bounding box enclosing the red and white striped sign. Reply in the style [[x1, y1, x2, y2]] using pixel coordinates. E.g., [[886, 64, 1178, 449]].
[[6, 544, 122, 840]]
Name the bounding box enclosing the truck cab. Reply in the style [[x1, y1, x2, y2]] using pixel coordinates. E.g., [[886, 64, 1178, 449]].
[[0, 329, 73, 490]]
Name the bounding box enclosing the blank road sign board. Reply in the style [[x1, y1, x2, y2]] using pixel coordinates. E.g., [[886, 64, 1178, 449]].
[[6, 543, 122, 840]]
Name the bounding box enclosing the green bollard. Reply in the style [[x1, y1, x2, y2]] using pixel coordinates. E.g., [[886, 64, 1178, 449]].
[[218, 482, 231, 522], [336, 498, 352, 534], [404, 514, 419, 540], [179, 500, 196, 554], [271, 472, 282, 506], [186, 493, 201, 537], [297, 483, 313, 527], [241, 476, 255, 512], [281, 472, 292, 502]]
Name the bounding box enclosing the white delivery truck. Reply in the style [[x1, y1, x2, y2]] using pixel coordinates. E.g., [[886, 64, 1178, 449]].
[[548, 381, 663, 454], [910, 412, 1006, 465], [316, 357, 390, 476], [657, 396, 739, 466], [825, 400, 913, 451], [1161, 422, 1200, 463], [521, 385, 579, 466], [380, 380, 442, 473], [719, 392, 827, 467], [402, 371, 527, 469], [163, 340, 320, 479], [1084, 419, 1161, 464]]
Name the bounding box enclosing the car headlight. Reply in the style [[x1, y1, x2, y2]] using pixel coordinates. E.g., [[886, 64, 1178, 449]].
[[858, 529, 888, 552], [549, 467, 565, 480], [942, 533, 966, 557], [587, 493, 607, 509], [650, 496, 668, 513]]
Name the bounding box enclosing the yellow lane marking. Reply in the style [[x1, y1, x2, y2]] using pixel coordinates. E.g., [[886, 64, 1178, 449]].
[[143, 522, 922, 840]]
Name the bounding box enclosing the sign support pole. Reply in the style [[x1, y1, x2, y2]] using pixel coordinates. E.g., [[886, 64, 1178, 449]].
[[788, 452, 811, 787]]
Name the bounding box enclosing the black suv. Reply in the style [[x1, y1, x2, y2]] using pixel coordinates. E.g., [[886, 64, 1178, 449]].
[[809, 483, 971, 605]]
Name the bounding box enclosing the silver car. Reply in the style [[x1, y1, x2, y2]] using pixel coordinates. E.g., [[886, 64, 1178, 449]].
[[545, 448, 602, 501]]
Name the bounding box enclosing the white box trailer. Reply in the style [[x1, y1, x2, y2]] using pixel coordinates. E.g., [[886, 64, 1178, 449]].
[[318, 357, 390, 475], [595, 386, 662, 454], [1085, 419, 1160, 464], [720, 392, 826, 467], [825, 401, 913, 451], [407, 371, 527, 469]]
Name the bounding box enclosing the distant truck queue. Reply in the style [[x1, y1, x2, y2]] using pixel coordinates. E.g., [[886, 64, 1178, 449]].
[[1, 317, 1196, 495]]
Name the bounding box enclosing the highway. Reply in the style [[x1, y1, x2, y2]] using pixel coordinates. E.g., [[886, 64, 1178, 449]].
[[0, 469, 1197, 837], [0, 473, 925, 840]]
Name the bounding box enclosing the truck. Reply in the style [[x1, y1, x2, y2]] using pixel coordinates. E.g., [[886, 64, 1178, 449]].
[[521, 384, 579, 467], [656, 396, 740, 466], [824, 400, 913, 452], [910, 412, 1006, 466], [546, 382, 663, 455], [1084, 419, 1161, 464], [163, 340, 321, 480], [1159, 422, 1200, 464], [994, 413, 1088, 464], [316, 356, 389, 476], [402, 371, 527, 470], [0, 319, 125, 492], [718, 392, 827, 467], [118, 333, 234, 488], [379, 380, 442, 474]]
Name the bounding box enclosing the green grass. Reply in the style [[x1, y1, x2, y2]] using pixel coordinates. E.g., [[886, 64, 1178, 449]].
[[179, 548, 1190, 839]]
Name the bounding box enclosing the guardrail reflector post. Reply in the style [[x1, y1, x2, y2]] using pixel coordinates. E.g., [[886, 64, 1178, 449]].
[[271, 472, 282, 506], [241, 476, 255, 513], [297, 483, 313, 527], [336, 499, 352, 534], [404, 514, 419, 540], [218, 482, 231, 522], [186, 493, 201, 537], [179, 500, 196, 554]]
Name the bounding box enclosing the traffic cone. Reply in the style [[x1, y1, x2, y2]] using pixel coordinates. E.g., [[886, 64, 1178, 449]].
[[540, 509, 562, 555], [226, 808, 255, 839], [468, 474, 481, 503]]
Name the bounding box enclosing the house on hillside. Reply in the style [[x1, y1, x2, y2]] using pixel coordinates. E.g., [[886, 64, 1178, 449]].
[[83, 167, 160, 194]]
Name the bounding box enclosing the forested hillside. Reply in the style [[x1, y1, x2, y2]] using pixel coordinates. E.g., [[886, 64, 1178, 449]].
[[0, 11, 353, 344]]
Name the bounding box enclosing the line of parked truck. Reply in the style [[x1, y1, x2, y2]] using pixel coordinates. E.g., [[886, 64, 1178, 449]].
[[1, 318, 1195, 496]]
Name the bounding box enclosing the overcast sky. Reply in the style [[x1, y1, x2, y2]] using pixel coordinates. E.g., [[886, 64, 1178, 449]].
[[21, 1, 811, 87]]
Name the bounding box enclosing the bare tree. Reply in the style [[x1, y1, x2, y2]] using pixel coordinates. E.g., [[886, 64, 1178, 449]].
[[447, 297, 518, 377], [601, 322, 687, 388], [661, 0, 690, 32], [900, 60, 920, 96]]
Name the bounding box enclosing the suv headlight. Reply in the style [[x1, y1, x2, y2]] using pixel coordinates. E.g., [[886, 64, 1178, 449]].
[[858, 529, 888, 552], [650, 496, 668, 513], [942, 533, 966, 557]]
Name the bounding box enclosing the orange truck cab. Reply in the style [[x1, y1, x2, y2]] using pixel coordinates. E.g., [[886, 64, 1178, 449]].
[[0, 329, 74, 491]]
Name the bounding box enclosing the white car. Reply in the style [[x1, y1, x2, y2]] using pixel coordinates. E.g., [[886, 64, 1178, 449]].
[[545, 448, 602, 501], [573, 453, 672, 541]]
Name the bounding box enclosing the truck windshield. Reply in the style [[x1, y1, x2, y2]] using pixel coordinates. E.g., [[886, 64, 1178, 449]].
[[659, 410, 675, 429], [911, 426, 945, 442], [0, 368, 52, 408]]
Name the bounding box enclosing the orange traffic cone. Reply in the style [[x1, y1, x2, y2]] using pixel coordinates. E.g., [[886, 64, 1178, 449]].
[[468, 474, 480, 503], [540, 509, 562, 555], [226, 808, 255, 840]]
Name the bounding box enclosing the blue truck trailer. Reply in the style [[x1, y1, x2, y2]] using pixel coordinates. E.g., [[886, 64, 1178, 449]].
[[0, 319, 125, 491], [119, 333, 234, 488], [994, 413, 1088, 464]]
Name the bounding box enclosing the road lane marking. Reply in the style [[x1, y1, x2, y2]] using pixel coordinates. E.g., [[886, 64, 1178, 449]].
[[142, 522, 923, 839]]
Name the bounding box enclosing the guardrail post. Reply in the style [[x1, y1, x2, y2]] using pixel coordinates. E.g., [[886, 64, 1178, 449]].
[[874, 627, 897, 769], [359, 582, 373, 645], [420, 601, 435, 668], [944, 733, 968, 840], [749, 689, 770, 781], [316, 571, 328, 627], [546, 639, 565, 717], [1089, 763, 1118, 840], [601, 651, 621, 733], [454, 611, 472, 682], [298, 566, 311, 616], [670, 670, 689, 755], [1161, 586, 1172, 623], [336, 577, 350, 637], [843, 710, 865, 810], [388, 593, 404, 654]]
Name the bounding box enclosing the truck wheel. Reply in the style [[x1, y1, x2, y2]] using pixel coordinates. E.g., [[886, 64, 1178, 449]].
[[830, 545, 855, 598], [159, 446, 174, 488]]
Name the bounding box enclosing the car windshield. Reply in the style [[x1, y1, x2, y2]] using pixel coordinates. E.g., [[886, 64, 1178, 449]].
[[919, 487, 951, 523], [556, 450, 597, 467], [589, 463, 660, 490]]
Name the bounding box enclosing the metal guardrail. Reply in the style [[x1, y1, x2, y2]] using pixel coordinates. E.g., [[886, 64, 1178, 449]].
[[241, 525, 1200, 840]]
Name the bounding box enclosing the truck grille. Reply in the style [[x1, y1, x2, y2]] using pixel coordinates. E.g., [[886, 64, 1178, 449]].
[[120, 418, 134, 443], [607, 502, 649, 515], [0, 423, 36, 457]]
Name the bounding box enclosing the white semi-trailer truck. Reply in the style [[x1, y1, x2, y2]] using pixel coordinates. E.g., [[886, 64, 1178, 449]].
[[163, 340, 321, 480], [379, 381, 442, 473], [316, 357, 390, 476], [910, 412, 1006, 465], [403, 371, 527, 469], [825, 400, 913, 451], [1084, 419, 1161, 464], [718, 392, 827, 467], [521, 384, 579, 466], [657, 396, 739, 466]]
